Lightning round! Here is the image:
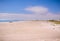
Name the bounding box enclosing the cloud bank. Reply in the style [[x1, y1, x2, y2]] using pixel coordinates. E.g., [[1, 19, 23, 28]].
[[0, 6, 60, 20]]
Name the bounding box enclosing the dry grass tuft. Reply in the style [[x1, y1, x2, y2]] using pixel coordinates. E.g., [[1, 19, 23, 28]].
[[49, 20, 60, 24]]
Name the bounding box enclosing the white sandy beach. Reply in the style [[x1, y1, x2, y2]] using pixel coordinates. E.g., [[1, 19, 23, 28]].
[[0, 21, 60, 41]]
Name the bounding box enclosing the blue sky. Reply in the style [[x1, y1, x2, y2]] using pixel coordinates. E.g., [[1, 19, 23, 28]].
[[0, 0, 60, 13], [0, 0, 60, 21]]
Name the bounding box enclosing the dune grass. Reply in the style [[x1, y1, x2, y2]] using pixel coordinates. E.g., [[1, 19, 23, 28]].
[[49, 20, 60, 24]]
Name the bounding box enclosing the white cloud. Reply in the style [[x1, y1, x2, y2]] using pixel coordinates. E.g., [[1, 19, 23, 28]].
[[25, 6, 48, 14], [0, 6, 60, 20]]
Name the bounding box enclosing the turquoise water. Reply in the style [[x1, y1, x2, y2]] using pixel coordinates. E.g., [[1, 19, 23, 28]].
[[0, 20, 20, 22]]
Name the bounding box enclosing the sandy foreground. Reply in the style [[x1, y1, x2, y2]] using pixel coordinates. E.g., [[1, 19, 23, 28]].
[[0, 21, 60, 41]]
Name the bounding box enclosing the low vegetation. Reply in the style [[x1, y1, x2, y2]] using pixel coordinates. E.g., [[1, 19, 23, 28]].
[[49, 20, 60, 24]]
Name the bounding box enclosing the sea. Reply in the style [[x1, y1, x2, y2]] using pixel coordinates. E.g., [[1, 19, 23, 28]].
[[0, 20, 20, 22]]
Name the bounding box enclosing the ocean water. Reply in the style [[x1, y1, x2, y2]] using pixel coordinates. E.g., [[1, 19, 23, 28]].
[[0, 20, 20, 22]]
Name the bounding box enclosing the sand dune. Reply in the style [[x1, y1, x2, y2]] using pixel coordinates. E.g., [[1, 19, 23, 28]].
[[0, 21, 60, 41]]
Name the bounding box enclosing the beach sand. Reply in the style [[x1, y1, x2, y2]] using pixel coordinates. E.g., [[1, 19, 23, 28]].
[[0, 21, 60, 41]]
